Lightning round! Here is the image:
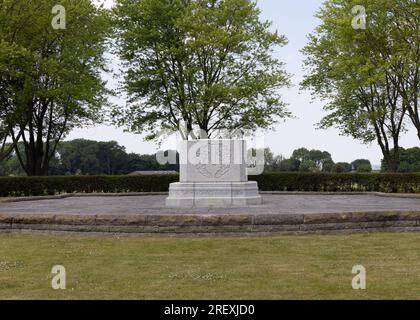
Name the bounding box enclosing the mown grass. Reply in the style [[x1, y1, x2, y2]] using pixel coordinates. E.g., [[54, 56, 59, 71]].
[[0, 233, 419, 299]]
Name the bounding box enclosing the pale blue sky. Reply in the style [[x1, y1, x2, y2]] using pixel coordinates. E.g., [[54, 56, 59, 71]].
[[71, 0, 419, 165]]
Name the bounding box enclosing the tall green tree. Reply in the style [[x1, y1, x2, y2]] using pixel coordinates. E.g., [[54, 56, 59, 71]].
[[0, 0, 110, 175], [331, 162, 352, 173], [309, 149, 333, 170], [0, 27, 28, 162], [388, 0, 419, 141], [47, 139, 179, 176], [291, 148, 333, 171], [301, 0, 417, 172], [53, 139, 129, 175], [113, 0, 290, 140], [276, 158, 300, 172], [381, 147, 420, 172], [351, 159, 372, 172], [299, 160, 318, 173], [291, 148, 310, 162]]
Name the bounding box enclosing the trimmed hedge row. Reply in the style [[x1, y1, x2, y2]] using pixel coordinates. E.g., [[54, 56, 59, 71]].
[[0, 173, 419, 197], [0, 175, 179, 197], [252, 173, 420, 193]]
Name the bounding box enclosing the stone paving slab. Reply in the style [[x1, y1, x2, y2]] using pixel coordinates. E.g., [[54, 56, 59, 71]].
[[0, 194, 419, 216]]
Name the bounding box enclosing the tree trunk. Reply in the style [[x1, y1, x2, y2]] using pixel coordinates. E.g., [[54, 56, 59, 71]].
[[381, 146, 401, 172]]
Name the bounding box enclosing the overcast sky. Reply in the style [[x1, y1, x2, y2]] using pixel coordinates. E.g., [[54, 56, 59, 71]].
[[69, 0, 419, 165]]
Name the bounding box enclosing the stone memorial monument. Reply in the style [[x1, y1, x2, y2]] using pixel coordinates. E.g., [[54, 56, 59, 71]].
[[166, 139, 262, 207]]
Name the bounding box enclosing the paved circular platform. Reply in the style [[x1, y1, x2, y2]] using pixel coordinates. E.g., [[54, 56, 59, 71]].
[[1, 193, 420, 215], [0, 193, 419, 235]]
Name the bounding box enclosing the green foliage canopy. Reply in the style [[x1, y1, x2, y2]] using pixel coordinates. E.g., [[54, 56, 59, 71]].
[[113, 0, 291, 140], [0, 0, 111, 175], [301, 0, 419, 172]]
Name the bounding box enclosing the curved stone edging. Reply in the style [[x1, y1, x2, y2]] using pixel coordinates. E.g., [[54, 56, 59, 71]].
[[1, 211, 420, 236], [260, 191, 420, 199]]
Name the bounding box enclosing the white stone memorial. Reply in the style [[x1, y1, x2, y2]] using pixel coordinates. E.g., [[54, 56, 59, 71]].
[[166, 139, 262, 208]]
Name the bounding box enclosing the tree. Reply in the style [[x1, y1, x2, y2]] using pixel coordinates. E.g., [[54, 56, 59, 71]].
[[47, 139, 180, 176], [301, 0, 416, 172], [357, 163, 372, 173], [291, 148, 333, 171], [52, 140, 130, 175], [309, 149, 333, 170], [299, 160, 318, 172], [321, 159, 335, 173], [0, 0, 110, 175], [113, 0, 290, 140], [0, 24, 28, 162], [351, 159, 372, 172], [400, 148, 420, 172], [291, 148, 310, 162], [276, 158, 300, 172], [53, 139, 99, 175], [331, 162, 352, 173], [96, 141, 130, 175], [263, 148, 276, 168], [381, 147, 420, 172], [386, 1, 419, 141], [0, 143, 26, 176]]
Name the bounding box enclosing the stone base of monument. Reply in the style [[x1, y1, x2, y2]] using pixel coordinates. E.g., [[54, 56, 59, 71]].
[[166, 181, 262, 208], [166, 139, 262, 208]]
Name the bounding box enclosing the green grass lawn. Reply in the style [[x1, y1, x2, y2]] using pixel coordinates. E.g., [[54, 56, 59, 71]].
[[0, 232, 420, 299]]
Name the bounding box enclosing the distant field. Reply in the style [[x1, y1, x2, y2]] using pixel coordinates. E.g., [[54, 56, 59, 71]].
[[0, 233, 419, 299]]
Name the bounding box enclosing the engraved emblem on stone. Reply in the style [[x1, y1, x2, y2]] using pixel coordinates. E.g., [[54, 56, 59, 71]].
[[194, 142, 231, 179]]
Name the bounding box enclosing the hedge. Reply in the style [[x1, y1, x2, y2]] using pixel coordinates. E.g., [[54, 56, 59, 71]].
[[0, 175, 179, 197], [251, 173, 420, 193], [0, 173, 419, 197]]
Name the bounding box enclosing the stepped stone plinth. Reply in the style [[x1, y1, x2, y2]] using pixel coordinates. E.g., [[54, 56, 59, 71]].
[[166, 140, 262, 208]]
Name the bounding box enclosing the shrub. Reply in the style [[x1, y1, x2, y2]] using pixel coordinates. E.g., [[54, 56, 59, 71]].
[[0, 173, 419, 197]]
